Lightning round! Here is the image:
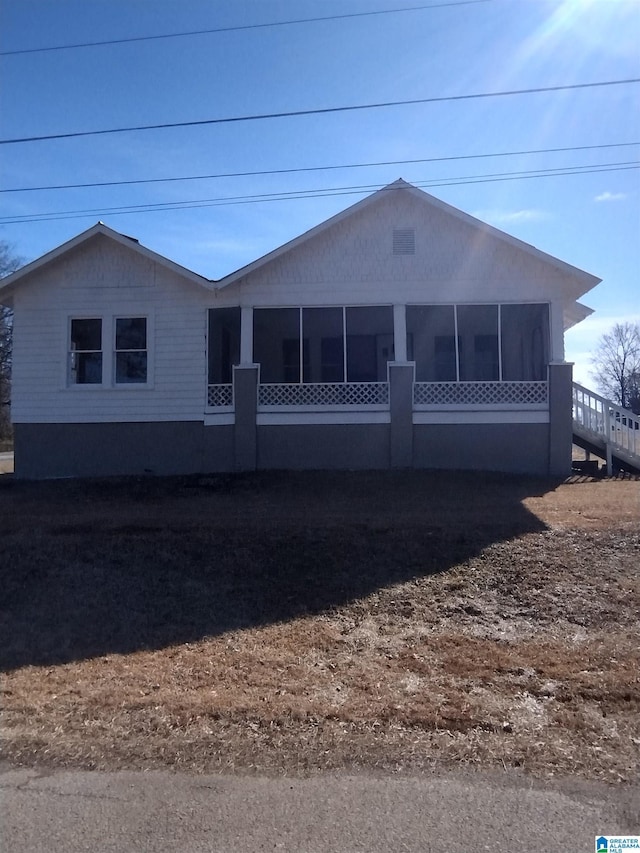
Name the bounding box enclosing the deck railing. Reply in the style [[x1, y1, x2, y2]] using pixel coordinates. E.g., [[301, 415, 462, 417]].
[[572, 382, 640, 458]]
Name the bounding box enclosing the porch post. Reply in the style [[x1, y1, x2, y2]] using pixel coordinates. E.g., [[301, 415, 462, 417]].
[[240, 306, 253, 364], [389, 361, 415, 468], [393, 304, 407, 362], [549, 301, 565, 362], [548, 362, 573, 477], [233, 364, 258, 471]]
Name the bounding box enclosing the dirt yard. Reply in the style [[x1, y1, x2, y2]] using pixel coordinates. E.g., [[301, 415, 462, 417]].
[[0, 469, 638, 783]]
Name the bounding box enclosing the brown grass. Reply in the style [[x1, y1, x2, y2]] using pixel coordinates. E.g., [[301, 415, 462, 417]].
[[1, 470, 638, 782]]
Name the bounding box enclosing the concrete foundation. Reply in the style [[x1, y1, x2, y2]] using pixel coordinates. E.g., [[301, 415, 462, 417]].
[[13, 364, 567, 479], [13, 421, 234, 479]]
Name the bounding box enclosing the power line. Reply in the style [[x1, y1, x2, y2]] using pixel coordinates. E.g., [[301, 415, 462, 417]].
[[2, 161, 637, 224], [2, 141, 638, 194], [2, 78, 638, 146], [0, 1, 490, 56]]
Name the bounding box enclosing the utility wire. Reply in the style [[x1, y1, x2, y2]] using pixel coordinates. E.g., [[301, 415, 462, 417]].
[[0, 1, 490, 56], [2, 78, 638, 146], [2, 161, 637, 224], [2, 141, 638, 194]]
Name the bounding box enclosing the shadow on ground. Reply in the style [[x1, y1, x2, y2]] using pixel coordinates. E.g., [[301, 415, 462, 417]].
[[0, 469, 552, 670]]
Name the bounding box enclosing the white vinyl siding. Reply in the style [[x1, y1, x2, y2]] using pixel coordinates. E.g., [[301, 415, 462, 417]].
[[11, 239, 209, 423]]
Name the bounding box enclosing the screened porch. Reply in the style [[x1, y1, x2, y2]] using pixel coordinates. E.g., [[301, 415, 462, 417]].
[[206, 303, 551, 412]]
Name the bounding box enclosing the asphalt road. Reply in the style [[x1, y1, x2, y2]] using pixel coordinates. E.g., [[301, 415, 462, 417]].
[[1, 766, 638, 853]]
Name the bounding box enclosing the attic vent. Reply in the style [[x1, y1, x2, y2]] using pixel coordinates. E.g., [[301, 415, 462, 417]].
[[393, 228, 415, 255]]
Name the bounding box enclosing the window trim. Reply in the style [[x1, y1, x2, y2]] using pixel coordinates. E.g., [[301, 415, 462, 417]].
[[67, 315, 104, 388], [113, 316, 149, 386], [64, 312, 153, 390]]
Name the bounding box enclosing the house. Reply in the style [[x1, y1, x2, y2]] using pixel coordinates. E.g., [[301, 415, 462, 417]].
[[0, 179, 600, 479]]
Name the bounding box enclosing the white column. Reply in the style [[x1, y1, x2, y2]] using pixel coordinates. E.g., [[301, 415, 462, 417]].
[[393, 304, 407, 362], [549, 301, 565, 363], [240, 306, 253, 364]]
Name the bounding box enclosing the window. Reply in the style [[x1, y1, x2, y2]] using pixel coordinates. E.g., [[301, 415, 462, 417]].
[[208, 308, 241, 384], [69, 318, 102, 384], [253, 306, 394, 384], [115, 317, 147, 384]]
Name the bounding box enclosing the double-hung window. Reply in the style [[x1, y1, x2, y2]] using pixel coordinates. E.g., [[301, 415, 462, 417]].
[[69, 318, 103, 384], [68, 316, 149, 386], [114, 317, 147, 384]]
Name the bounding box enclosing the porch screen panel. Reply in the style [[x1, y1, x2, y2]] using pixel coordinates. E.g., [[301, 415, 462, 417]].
[[457, 305, 499, 381], [253, 308, 300, 383], [501, 304, 549, 381], [345, 306, 394, 382], [302, 307, 344, 383], [406, 305, 456, 381], [208, 307, 241, 384]]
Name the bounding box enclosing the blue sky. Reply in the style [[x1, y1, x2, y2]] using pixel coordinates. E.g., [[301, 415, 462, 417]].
[[1, 0, 638, 386]]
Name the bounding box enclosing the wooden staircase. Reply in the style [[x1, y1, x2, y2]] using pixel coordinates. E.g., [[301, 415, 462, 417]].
[[572, 382, 640, 475]]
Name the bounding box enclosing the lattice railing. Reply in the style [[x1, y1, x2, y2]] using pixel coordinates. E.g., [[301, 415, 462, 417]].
[[207, 384, 233, 408], [258, 382, 389, 407], [413, 381, 548, 407]]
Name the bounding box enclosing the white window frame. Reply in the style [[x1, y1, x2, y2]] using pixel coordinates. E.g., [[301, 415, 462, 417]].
[[113, 315, 149, 386], [67, 316, 104, 388], [65, 312, 153, 390]]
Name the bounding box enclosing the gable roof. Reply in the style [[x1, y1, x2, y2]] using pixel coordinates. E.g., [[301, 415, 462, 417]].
[[216, 179, 601, 298], [0, 222, 213, 303], [0, 181, 601, 316]]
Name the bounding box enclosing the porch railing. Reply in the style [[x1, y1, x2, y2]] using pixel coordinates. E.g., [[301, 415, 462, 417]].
[[413, 380, 549, 408], [207, 384, 233, 408], [258, 382, 389, 408], [572, 382, 640, 459]]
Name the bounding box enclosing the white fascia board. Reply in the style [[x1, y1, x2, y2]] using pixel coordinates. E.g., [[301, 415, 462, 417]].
[[0, 222, 214, 297], [563, 300, 594, 330]]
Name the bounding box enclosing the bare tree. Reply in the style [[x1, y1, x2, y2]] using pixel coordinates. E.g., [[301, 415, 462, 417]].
[[629, 368, 640, 415], [590, 321, 640, 413], [0, 241, 23, 441]]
